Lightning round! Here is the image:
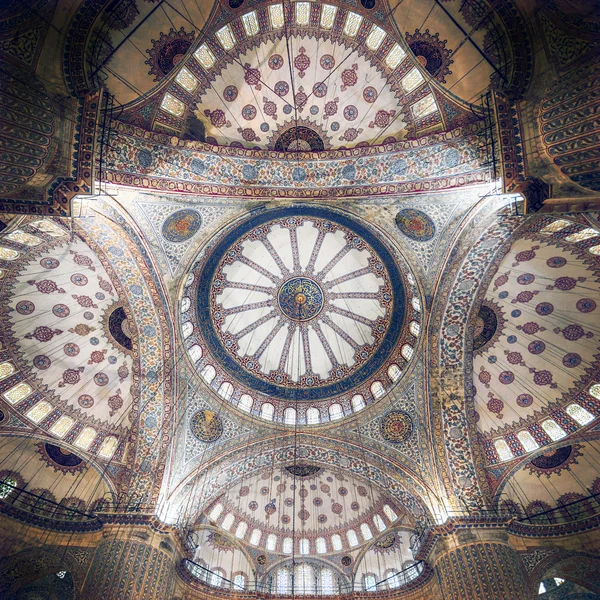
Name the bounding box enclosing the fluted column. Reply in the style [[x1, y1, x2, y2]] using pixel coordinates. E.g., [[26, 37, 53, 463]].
[[81, 526, 176, 600]]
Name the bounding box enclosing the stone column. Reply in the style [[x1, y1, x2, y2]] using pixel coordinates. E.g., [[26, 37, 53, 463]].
[[80, 526, 177, 600], [430, 528, 533, 600]]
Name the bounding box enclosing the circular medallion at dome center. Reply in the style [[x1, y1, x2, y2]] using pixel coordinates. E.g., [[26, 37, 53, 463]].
[[278, 277, 323, 321]]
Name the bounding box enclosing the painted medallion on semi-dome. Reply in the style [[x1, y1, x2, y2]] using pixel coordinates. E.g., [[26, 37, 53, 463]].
[[193, 206, 408, 401], [380, 410, 413, 443], [395, 209, 436, 242], [473, 300, 505, 354], [37, 442, 85, 474], [526, 445, 582, 477], [162, 209, 202, 243], [102, 301, 134, 353], [145, 27, 195, 82], [190, 409, 223, 443]]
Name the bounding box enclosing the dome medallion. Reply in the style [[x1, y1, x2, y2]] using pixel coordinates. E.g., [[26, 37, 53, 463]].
[[183, 206, 420, 422]]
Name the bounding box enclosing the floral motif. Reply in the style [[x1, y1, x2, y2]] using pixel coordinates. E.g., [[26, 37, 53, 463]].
[[340, 64, 358, 91], [145, 27, 195, 81], [294, 47, 310, 77]]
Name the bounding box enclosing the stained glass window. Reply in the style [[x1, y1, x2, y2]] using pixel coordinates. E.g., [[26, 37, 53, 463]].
[[316, 537, 327, 554], [250, 528, 262, 546], [331, 534, 342, 551], [347, 529, 359, 546], [383, 504, 398, 522], [0, 362, 15, 381], [371, 381, 385, 398], [181, 297, 191, 312], [361, 523, 373, 540], [218, 381, 233, 400], [494, 438, 514, 461], [320, 4, 337, 29], [241, 11, 259, 36], [4, 382, 32, 404], [386, 44, 406, 69], [540, 219, 571, 233], [26, 401, 52, 423], [564, 227, 599, 243], [266, 533, 277, 551], [566, 403, 594, 425], [261, 403, 274, 420], [306, 407, 320, 424], [589, 383, 600, 399], [235, 521, 247, 539], [74, 426, 96, 450], [182, 322, 193, 338], [284, 407, 296, 424], [343, 12, 363, 37], [364, 574, 377, 592], [412, 297, 421, 311], [221, 513, 235, 530], [194, 44, 216, 69], [50, 415, 74, 438], [201, 364, 216, 383], [234, 574, 246, 590], [0, 477, 16, 499], [517, 430, 539, 452], [589, 244, 600, 255], [238, 394, 253, 412], [387, 570, 401, 589], [0, 247, 20, 261], [98, 436, 118, 459], [401, 344, 414, 360], [209, 503, 223, 521], [299, 538, 309, 554], [30, 219, 64, 236], [189, 344, 203, 362], [352, 394, 366, 411], [278, 568, 291, 593], [374, 514, 386, 531], [541, 419, 567, 440], [0, 269, 5, 279], [411, 95, 437, 118], [161, 93, 185, 117], [6, 230, 41, 246], [321, 568, 334, 593], [296, 564, 314, 593], [329, 403, 343, 420], [410, 321, 421, 336], [295, 2, 310, 26], [216, 25, 236, 50], [282, 537, 293, 554], [366, 26, 386, 51], [269, 4, 284, 29], [388, 364, 401, 382], [175, 67, 198, 92]]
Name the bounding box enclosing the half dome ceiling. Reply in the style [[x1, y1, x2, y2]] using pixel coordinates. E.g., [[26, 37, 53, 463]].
[[81, 0, 502, 148]]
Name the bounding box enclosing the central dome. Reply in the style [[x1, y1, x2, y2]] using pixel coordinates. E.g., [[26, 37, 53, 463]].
[[183, 206, 421, 423]]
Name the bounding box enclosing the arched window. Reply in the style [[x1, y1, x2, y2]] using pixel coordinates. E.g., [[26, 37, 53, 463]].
[[210, 568, 226, 588], [517, 430, 539, 452], [564, 227, 599, 243], [218, 381, 234, 400], [277, 568, 291, 594], [74, 427, 96, 450], [50, 415, 74, 438], [373, 514, 386, 532], [329, 403, 343, 420], [98, 436, 119, 459], [361, 523, 373, 540], [401, 344, 413, 360], [4, 382, 32, 404], [201, 365, 216, 384], [25, 401, 52, 423], [540, 219, 571, 233], [591, 383, 600, 400], [388, 364, 401, 382], [352, 394, 366, 411], [316, 537, 326, 554], [566, 403, 595, 426], [221, 513, 235, 531], [541, 419, 567, 441], [321, 568, 334, 594], [284, 407, 296, 425], [267, 534, 277, 551], [0, 362, 15, 381], [494, 439, 514, 461], [0, 247, 19, 260], [0, 475, 17, 499], [346, 529, 358, 547], [261, 403, 274, 421], [331, 534, 342, 551], [383, 504, 398, 522], [590, 244, 600, 255], [182, 322, 193, 339], [189, 345, 203, 362], [250, 528, 262, 546], [233, 573, 246, 590], [185, 272, 195, 286], [181, 297, 191, 312], [387, 569, 401, 589], [235, 521, 247, 539], [299, 538, 309, 554], [306, 407, 320, 424], [238, 394, 253, 412], [371, 381, 385, 399], [409, 321, 420, 336], [364, 574, 377, 592], [6, 230, 41, 246], [209, 503, 223, 521], [411, 297, 421, 311], [282, 537, 293, 554], [296, 564, 314, 594]]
